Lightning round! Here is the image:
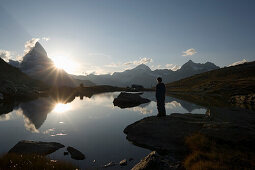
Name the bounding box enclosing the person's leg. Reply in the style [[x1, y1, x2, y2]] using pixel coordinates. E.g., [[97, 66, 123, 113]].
[[157, 101, 161, 116], [162, 102, 166, 116], [157, 101, 165, 117]]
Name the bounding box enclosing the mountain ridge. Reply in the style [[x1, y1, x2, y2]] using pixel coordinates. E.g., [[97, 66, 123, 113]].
[[74, 60, 220, 88]]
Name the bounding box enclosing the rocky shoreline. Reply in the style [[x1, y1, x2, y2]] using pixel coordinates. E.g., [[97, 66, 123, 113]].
[[125, 108, 255, 169]]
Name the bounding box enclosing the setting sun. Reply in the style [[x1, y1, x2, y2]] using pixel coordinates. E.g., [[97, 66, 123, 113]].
[[53, 103, 71, 113], [51, 56, 79, 74]]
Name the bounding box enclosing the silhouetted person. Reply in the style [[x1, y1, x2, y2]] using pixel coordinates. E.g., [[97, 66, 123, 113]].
[[156, 77, 166, 117]]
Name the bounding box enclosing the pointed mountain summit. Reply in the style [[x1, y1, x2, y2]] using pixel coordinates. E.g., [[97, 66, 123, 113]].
[[19, 42, 94, 87], [20, 42, 54, 74], [133, 64, 152, 71], [180, 60, 219, 72]]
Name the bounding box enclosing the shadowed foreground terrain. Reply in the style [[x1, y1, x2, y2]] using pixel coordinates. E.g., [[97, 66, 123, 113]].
[[0, 153, 77, 170], [124, 108, 255, 169]]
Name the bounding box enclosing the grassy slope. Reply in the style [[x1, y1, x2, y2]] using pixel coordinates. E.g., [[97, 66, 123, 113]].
[[165, 61, 255, 107], [166, 61, 255, 96], [184, 133, 255, 170]]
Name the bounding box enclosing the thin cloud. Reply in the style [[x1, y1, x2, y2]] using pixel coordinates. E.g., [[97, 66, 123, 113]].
[[152, 63, 180, 71], [182, 48, 197, 56], [105, 62, 122, 68], [124, 57, 153, 66], [42, 37, 50, 41], [24, 38, 40, 54], [165, 64, 181, 71], [0, 50, 11, 61], [229, 59, 247, 67]]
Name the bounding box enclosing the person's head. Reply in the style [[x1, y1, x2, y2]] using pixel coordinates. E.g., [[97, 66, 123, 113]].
[[157, 77, 162, 83]]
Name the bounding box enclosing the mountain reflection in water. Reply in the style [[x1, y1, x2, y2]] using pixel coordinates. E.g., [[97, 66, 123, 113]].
[[0, 92, 208, 169], [0, 92, 206, 133]]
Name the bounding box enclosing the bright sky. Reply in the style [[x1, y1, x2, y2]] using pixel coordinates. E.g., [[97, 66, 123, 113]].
[[0, 0, 255, 75]]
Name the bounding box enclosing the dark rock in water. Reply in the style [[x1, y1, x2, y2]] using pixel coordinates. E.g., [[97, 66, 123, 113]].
[[129, 158, 134, 162], [67, 146, 85, 160], [8, 140, 65, 155], [113, 92, 150, 108], [132, 151, 178, 170], [120, 159, 127, 166], [104, 161, 116, 168], [64, 151, 69, 155]]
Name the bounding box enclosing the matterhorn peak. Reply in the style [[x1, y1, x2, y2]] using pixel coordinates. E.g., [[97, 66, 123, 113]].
[[28, 42, 47, 57]]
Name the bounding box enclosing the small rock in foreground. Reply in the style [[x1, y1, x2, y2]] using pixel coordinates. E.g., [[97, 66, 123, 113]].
[[132, 151, 180, 170], [104, 161, 116, 168], [67, 146, 85, 160], [120, 159, 127, 166], [8, 140, 64, 155]]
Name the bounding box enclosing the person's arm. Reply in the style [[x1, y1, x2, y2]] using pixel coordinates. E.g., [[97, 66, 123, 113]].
[[156, 84, 159, 100], [163, 84, 166, 100], [163, 84, 166, 94]]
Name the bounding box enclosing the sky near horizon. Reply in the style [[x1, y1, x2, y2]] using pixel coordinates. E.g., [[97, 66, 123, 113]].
[[0, 0, 255, 75]]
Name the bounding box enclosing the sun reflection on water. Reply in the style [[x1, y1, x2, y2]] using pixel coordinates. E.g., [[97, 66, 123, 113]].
[[53, 103, 71, 113]]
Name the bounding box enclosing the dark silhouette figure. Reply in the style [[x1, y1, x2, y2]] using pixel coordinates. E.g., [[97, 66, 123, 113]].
[[156, 77, 166, 117]]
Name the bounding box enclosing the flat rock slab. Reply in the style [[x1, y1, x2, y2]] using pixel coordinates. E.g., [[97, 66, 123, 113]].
[[124, 113, 208, 156], [124, 111, 255, 159], [8, 140, 65, 155], [67, 146, 85, 160], [113, 92, 150, 108]]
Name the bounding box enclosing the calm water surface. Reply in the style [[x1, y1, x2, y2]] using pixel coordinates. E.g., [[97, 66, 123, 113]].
[[0, 92, 207, 169]]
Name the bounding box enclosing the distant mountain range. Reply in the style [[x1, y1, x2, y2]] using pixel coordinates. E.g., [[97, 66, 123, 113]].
[[72, 60, 220, 88], [6, 42, 219, 88], [9, 42, 95, 87]]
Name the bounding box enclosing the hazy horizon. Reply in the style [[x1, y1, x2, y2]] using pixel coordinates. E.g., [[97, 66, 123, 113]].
[[0, 0, 255, 75]]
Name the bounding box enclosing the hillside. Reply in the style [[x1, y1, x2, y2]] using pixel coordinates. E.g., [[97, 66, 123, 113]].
[[0, 57, 45, 100], [166, 61, 255, 107]]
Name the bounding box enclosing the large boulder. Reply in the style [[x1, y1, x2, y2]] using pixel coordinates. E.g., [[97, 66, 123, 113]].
[[124, 114, 205, 157], [113, 92, 150, 108], [8, 140, 65, 155], [124, 110, 255, 159], [132, 151, 181, 170], [67, 146, 85, 160]]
